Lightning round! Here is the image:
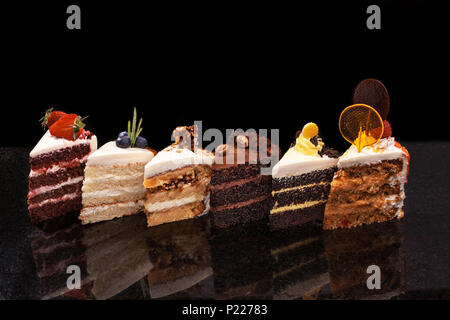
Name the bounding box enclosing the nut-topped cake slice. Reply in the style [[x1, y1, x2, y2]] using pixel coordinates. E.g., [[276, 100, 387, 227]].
[[143, 125, 214, 227]]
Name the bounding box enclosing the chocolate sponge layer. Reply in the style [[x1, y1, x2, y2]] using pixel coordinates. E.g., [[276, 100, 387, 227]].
[[210, 175, 271, 208], [211, 196, 272, 229], [211, 164, 263, 185], [272, 167, 337, 192]]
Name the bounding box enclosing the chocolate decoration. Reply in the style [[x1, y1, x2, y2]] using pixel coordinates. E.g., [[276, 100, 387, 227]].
[[310, 135, 319, 147], [319, 146, 340, 158], [352, 78, 390, 120]]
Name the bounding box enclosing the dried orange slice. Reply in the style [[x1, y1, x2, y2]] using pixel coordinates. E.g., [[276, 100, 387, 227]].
[[339, 104, 384, 152], [301, 122, 319, 139]]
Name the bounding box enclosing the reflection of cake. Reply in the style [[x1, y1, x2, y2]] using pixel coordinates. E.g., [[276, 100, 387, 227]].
[[79, 142, 155, 224], [28, 110, 97, 224], [82, 214, 153, 299], [271, 224, 330, 300], [143, 126, 214, 227], [147, 216, 213, 299], [29, 213, 93, 299], [323, 221, 406, 299], [210, 222, 272, 299], [324, 138, 409, 229], [324, 80, 410, 230], [270, 123, 339, 230], [210, 133, 277, 228]]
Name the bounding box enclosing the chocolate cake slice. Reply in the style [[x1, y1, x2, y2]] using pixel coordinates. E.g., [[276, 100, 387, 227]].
[[210, 132, 278, 228], [270, 123, 339, 230]]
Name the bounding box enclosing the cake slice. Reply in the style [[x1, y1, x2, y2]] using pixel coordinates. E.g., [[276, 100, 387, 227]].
[[323, 137, 409, 229], [143, 125, 214, 227], [270, 123, 339, 230], [28, 109, 97, 224], [323, 79, 410, 230], [210, 132, 277, 228], [79, 141, 155, 224], [80, 108, 155, 224]]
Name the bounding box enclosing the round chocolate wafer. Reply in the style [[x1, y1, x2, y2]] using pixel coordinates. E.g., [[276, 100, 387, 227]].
[[352, 79, 390, 120]]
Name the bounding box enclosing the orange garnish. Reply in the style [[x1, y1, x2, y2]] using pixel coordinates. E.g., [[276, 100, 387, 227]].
[[395, 141, 410, 181], [339, 104, 384, 152]]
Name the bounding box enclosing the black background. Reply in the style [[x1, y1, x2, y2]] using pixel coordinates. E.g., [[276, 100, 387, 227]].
[[2, 0, 446, 153]]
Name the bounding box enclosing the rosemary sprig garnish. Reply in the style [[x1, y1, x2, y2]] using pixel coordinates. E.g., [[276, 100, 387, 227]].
[[127, 107, 143, 147]]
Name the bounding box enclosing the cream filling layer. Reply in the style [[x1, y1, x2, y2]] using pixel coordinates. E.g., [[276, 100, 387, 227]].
[[29, 155, 89, 177], [84, 172, 143, 183], [28, 192, 78, 209], [270, 200, 326, 214], [82, 186, 145, 199], [28, 176, 84, 198], [80, 200, 144, 216], [272, 182, 327, 195], [144, 195, 198, 212]]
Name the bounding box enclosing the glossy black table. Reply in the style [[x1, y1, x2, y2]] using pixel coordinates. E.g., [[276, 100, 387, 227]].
[[1, 142, 449, 300]]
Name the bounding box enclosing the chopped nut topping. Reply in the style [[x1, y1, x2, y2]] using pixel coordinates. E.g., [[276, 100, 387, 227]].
[[236, 135, 249, 148]]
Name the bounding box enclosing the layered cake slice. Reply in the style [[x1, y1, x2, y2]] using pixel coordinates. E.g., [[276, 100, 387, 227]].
[[323, 79, 410, 230], [28, 109, 97, 223], [270, 123, 339, 230], [79, 142, 155, 224], [80, 108, 155, 224], [143, 125, 214, 227], [324, 137, 409, 229], [210, 133, 278, 228]]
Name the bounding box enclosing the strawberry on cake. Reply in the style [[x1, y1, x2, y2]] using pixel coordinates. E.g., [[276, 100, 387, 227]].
[[27, 109, 97, 224]]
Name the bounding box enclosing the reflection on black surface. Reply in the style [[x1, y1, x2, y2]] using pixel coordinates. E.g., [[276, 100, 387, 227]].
[[271, 224, 330, 300], [210, 221, 273, 299], [147, 216, 213, 299], [28, 212, 93, 300], [82, 214, 152, 300], [323, 221, 406, 299], [28, 210, 406, 300]]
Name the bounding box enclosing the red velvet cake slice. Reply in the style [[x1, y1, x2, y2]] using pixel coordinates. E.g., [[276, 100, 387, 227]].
[[28, 111, 97, 223]]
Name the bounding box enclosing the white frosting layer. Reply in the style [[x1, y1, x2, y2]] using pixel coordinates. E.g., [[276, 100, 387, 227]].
[[144, 195, 198, 212], [272, 147, 338, 178], [338, 137, 407, 169], [30, 130, 97, 157], [86, 141, 155, 166], [144, 146, 214, 178]]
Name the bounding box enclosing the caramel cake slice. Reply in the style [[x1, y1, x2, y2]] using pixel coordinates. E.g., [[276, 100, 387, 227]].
[[28, 123, 97, 224], [270, 123, 339, 230], [79, 141, 155, 224], [143, 127, 214, 227], [323, 138, 409, 230]]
